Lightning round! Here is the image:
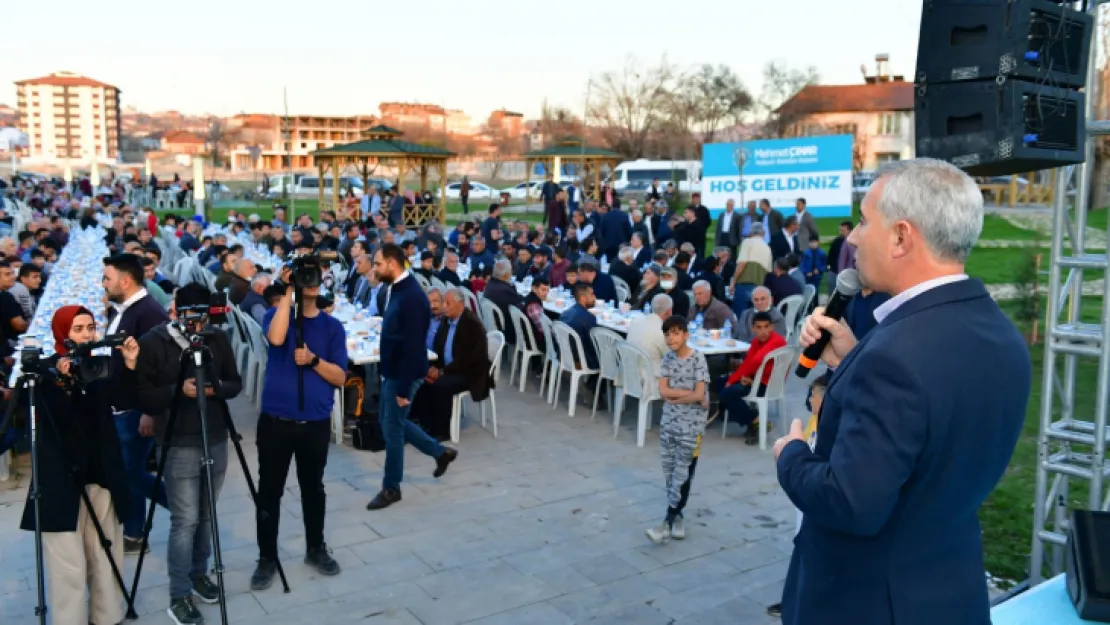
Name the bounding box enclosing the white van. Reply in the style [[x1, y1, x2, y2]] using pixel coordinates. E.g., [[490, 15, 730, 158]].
[[609, 159, 702, 194], [258, 174, 302, 199], [292, 176, 365, 199]]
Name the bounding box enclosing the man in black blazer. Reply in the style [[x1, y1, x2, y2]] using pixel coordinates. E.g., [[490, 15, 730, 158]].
[[775, 159, 1031, 625], [410, 288, 493, 440], [769, 215, 800, 262], [599, 203, 633, 262], [367, 244, 458, 511], [714, 199, 742, 257], [102, 253, 170, 550]]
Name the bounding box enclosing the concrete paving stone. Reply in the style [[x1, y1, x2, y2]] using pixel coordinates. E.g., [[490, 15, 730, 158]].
[[546, 575, 673, 622], [576, 602, 676, 625], [411, 559, 561, 624], [706, 540, 791, 573], [570, 554, 642, 585], [674, 595, 779, 625], [643, 551, 741, 593], [521, 566, 599, 595], [463, 601, 575, 625], [0, 374, 809, 624]]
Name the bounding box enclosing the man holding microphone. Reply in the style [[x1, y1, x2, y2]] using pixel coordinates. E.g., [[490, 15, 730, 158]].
[[773, 158, 1031, 625]]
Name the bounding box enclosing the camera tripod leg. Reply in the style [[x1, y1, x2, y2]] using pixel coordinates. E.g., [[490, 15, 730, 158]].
[[28, 380, 137, 620], [193, 350, 230, 625], [125, 364, 188, 620], [218, 390, 291, 593]]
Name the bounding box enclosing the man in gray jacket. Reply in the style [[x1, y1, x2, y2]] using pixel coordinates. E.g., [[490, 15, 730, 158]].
[[734, 286, 788, 342]]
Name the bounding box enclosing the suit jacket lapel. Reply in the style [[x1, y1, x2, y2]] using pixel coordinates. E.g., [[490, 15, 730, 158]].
[[826, 279, 989, 392]]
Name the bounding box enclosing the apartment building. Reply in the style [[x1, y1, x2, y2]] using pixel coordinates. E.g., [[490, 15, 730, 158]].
[[227, 113, 377, 172], [15, 71, 122, 165], [488, 109, 524, 136], [379, 102, 445, 129], [776, 55, 915, 171]]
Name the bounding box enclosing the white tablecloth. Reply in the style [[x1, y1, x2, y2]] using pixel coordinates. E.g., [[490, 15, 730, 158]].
[[1, 229, 111, 480]]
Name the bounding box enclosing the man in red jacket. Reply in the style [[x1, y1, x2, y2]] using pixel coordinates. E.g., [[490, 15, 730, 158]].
[[716, 311, 786, 444]]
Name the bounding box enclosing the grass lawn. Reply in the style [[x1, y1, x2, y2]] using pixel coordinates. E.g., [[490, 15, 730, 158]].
[[981, 297, 1105, 584]]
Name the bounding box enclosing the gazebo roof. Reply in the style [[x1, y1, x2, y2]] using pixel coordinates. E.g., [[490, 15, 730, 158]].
[[524, 137, 621, 159], [311, 125, 455, 158]]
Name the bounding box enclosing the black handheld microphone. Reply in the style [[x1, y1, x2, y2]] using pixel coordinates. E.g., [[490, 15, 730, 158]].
[[795, 269, 861, 378]]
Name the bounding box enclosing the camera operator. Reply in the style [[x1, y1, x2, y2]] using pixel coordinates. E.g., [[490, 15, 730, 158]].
[[250, 261, 347, 590], [133, 284, 242, 625], [20, 305, 140, 625]]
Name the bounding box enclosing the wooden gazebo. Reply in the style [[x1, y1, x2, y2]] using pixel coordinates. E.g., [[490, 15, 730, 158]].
[[522, 137, 622, 202], [310, 125, 456, 225]]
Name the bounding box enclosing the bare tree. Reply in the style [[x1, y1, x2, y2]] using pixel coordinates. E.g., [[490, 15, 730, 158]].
[[588, 55, 679, 158], [688, 64, 754, 142], [539, 101, 583, 147], [204, 117, 227, 167], [756, 60, 821, 138], [478, 121, 518, 182]]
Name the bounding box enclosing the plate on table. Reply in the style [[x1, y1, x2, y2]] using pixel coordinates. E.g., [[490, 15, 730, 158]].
[[695, 339, 711, 347]]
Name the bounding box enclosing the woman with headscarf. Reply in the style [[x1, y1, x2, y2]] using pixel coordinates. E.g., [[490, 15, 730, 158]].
[[19, 305, 140, 625]]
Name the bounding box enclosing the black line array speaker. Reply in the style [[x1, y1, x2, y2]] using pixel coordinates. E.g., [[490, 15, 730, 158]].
[[914, 0, 1094, 176], [1066, 509, 1110, 622]]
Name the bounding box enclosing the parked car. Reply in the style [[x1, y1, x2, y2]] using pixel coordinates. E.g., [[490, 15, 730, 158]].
[[444, 181, 497, 199], [499, 181, 543, 199]]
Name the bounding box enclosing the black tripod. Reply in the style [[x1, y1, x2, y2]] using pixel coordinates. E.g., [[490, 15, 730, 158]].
[[0, 370, 135, 625], [125, 335, 290, 623]]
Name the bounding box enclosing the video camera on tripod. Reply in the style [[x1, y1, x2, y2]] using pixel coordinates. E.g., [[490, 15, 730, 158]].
[[19, 333, 129, 384], [174, 290, 232, 346]]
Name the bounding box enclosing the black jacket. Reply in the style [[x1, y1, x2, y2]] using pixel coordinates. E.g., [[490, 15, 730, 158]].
[[21, 364, 137, 532], [134, 323, 242, 448], [433, 309, 493, 401]]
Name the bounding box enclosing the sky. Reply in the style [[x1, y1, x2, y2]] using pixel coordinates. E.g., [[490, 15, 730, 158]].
[[2, 0, 925, 120]]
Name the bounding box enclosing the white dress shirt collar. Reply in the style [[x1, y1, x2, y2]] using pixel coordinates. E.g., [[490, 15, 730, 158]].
[[873, 274, 969, 323]]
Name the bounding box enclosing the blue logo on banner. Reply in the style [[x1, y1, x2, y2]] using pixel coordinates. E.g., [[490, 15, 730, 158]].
[[701, 135, 854, 218]]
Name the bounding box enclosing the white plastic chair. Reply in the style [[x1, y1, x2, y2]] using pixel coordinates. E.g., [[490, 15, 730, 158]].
[[538, 315, 560, 403], [430, 276, 446, 290], [801, 284, 817, 314], [721, 346, 798, 450], [611, 275, 631, 302], [615, 283, 630, 305], [613, 342, 662, 447], [550, 321, 600, 417], [414, 273, 431, 290], [778, 295, 805, 341], [508, 306, 543, 392], [462, 288, 480, 314], [589, 327, 623, 420], [448, 331, 504, 443], [479, 299, 504, 333]]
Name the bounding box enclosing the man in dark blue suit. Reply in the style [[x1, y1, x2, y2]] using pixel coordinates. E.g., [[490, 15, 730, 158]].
[[577, 262, 618, 305], [774, 159, 1031, 625], [599, 203, 632, 262], [366, 243, 458, 510]]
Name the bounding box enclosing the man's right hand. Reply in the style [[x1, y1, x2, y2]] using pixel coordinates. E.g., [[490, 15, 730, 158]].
[[799, 306, 857, 369], [426, 367, 441, 384], [183, 378, 198, 398], [138, 414, 155, 437]]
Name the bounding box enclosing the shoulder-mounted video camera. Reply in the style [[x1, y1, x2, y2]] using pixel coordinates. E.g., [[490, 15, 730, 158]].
[[19, 333, 128, 384], [285, 250, 338, 289]]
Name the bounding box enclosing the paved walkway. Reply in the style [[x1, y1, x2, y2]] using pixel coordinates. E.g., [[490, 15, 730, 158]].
[[0, 370, 812, 625]]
